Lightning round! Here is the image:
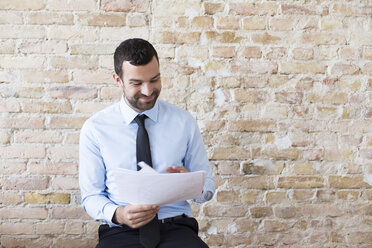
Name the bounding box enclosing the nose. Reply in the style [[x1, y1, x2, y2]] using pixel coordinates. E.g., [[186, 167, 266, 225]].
[[141, 82, 153, 96]]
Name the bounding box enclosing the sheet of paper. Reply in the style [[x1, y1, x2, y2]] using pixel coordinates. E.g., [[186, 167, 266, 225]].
[[113, 162, 206, 205]]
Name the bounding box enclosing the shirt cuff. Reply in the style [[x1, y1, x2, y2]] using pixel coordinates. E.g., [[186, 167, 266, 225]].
[[103, 203, 120, 226]]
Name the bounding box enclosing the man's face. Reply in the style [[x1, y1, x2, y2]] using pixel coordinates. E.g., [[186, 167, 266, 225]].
[[116, 56, 161, 112]]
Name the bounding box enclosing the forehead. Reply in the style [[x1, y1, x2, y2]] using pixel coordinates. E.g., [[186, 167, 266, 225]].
[[122, 56, 159, 80]]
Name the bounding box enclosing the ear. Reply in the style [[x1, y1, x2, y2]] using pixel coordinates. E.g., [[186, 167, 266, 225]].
[[113, 73, 122, 88]]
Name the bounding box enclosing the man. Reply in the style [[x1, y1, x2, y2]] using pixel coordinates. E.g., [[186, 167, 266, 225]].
[[79, 38, 215, 248]]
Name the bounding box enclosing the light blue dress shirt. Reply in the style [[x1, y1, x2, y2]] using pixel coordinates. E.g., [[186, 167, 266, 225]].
[[79, 96, 215, 226]]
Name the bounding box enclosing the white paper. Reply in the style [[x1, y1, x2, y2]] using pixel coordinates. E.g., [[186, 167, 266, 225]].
[[113, 162, 206, 205]]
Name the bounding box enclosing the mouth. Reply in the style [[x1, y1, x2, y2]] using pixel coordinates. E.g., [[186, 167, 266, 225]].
[[140, 95, 155, 103]]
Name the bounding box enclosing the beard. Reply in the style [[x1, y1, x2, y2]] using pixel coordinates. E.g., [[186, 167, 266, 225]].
[[125, 90, 160, 112]]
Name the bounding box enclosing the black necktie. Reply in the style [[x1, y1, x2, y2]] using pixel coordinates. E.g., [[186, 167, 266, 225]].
[[134, 115, 160, 248]]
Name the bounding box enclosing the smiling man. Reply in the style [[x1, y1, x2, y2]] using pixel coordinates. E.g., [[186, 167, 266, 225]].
[[79, 38, 215, 248]]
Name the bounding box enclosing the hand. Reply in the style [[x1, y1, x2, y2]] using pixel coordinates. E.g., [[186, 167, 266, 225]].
[[165, 166, 189, 173], [113, 204, 159, 228]]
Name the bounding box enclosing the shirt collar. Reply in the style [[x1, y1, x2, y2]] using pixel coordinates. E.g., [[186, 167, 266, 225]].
[[119, 95, 159, 124]]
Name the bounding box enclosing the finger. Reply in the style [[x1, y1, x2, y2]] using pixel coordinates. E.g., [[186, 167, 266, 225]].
[[127, 204, 159, 214], [129, 213, 158, 228]]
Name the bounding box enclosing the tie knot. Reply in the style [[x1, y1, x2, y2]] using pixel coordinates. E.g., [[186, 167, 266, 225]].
[[134, 115, 147, 127]]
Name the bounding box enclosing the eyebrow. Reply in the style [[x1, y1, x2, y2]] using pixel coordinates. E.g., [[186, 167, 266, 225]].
[[128, 73, 161, 83]]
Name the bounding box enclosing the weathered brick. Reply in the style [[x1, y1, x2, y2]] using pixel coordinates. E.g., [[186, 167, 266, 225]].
[[1, 176, 49, 190], [48, 26, 97, 41], [204, 205, 247, 217], [16, 86, 44, 98], [0, 26, 45, 39], [14, 130, 63, 143], [25, 193, 70, 204], [47, 0, 96, 11], [292, 48, 314, 60], [274, 206, 297, 218], [329, 176, 371, 189], [231, 61, 277, 74], [36, 222, 65, 234], [264, 219, 286, 232], [282, 4, 327, 15], [70, 43, 116, 55], [266, 192, 288, 204], [50, 56, 98, 69], [101, 86, 122, 100], [101, 0, 149, 12], [229, 2, 277, 15], [242, 17, 266, 30], [204, 2, 224, 15], [21, 70, 69, 84], [192, 16, 213, 29], [280, 62, 325, 74], [0, 146, 45, 159], [278, 176, 324, 188], [0, 116, 44, 129], [216, 190, 239, 203], [0, 98, 20, 112], [21, 101, 72, 113], [0, 56, 45, 69], [0, 0, 44, 10], [302, 32, 346, 45], [49, 117, 87, 129], [212, 46, 235, 58], [29, 161, 77, 175], [262, 148, 299, 160], [217, 16, 240, 30], [250, 207, 273, 218], [49, 86, 97, 99], [252, 32, 282, 45], [0, 192, 21, 205], [269, 18, 295, 31], [0, 161, 26, 174], [51, 176, 79, 190], [19, 41, 67, 54], [51, 207, 91, 220], [27, 12, 73, 25], [0, 223, 34, 235], [331, 63, 360, 76], [229, 176, 275, 190], [48, 146, 79, 160], [0, 12, 23, 24]]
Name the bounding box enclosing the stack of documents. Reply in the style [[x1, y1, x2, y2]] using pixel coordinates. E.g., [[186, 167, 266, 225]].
[[113, 162, 206, 205]]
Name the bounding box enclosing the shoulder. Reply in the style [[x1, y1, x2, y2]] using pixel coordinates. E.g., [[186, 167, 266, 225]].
[[82, 102, 121, 131], [158, 100, 193, 120]]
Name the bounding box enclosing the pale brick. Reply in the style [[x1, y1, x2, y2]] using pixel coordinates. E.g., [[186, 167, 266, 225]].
[[16, 86, 44, 98], [294, 162, 317, 175], [100, 27, 149, 41], [262, 148, 299, 160], [48, 145, 79, 160], [212, 46, 235, 58], [252, 32, 282, 45], [363, 47, 372, 60], [0, 146, 45, 159], [0, 39, 15, 54], [65, 221, 84, 234], [204, 31, 242, 43], [0, 130, 10, 144], [0, 192, 21, 205], [0, 56, 45, 69], [21, 70, 69, 84], [0, 161, 26, 174], [360, 148, 372, 159], [217, 16, 240, 30], [293, 190, 315, 202], [48, 27, 97, 41], [36, 222, 65, 234], [229, 176, 275, 190], [216, 190, 239, 203], [229, 2, 277, 15], [0, 26, 45, 39], [347, 232, 372, 244], [209, 147, 250, 160], [204, 205, 247, 217], [51, 176, 79, 190], [27, 12, 73, 25], [0, 223, 34, 235], [262, 104, 288, 119], [331, 63, 360, 76], [77, 13, 125, 27], [241, 191, 259, 204], [192, 16, 213, 29], [49, 86, 97, 99], [64, 132, 80, 144], [266, 192, 288, 204], [71, 43, 116, 55], [153, 31, 200, 45], [1, 175, 48, 190], [49, 117, 87, 129], [275, 92, 303, 104], [265, 47, 287, 59], [242, 47, 262, 58], [242, 17, 266, 30], [21, 101, 72, 113], [0, 207, 47, 219], [25, 193, 70, 204], [73, 70, 114, 84], [153, 1, 200, 16], [274, 206, 297, 219], [51, 207, 91, 220], [0, 0, 44, 10], [269, 18, 295, 31], [0, 116, 44, 129], [278, 176, 324, 188], [233, 89, 269, 103], [177, 46, 209, 59], [362, 63, 372, 75], [279, 62, 325, 74], [264, 219, 286, 232], [29, 161, 77, 175], [47, 0, 96, 11], [127, 14, 147, 27], [101, 86, 122, 100], [329, 176, 371, 188], [292, 48, 314, 60], [337, 191, 359, 201], [282, 4, 328, 15], [229, 120, 276, 132], [0, 12, 23, 24], [204, 2, 224, 15], [321, 18, 343, 30], [76, 102, 112, 113], [231, 61, 277, 74], [250, 207, 273, 218], [302, 148, 323, 161], [302, 32, 346, 45], [19, 41, 67, 54], [14, 130, 63, 143], [50, 56, 98, 70], [101, 0, 149, 12], [0, 98, 20, 112]]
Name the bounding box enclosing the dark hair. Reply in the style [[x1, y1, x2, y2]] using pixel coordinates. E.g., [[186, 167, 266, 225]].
[[114, 38, 159, 79]]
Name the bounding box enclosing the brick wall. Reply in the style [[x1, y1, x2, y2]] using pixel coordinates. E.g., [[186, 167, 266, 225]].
[[0, 0, 371, 247]]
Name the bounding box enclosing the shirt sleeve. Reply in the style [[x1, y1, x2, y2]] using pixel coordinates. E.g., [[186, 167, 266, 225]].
[[79, 120, 118, 226], [183, 115, 216, 203]]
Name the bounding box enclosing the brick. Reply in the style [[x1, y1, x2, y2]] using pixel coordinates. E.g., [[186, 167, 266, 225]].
[[204, 205, 247, 217], [212, 46, 235, 58], [229, 120, 276, 132], [16, 87, 45, 98], [281, 4, 327, 15], [0, 130, 9, 144], [362, 63, 372, 75], [153, 1, 200, 16], [275, 92, 303, 104], [204, 2, 224, 15], [0, 39, 15, 54], [0, 56, 45, 69], [252, 32, 282, 45], [0, 26, 45, 39], [27, 12, 73, 25], [77, 13, 125, 27], [331, 63, 360, 76], [65, 221, 84, 234], [25, 193, 70, 204], [216, 191, 239, 203], [0, 223, 34, 235], [319, 46, 338, 60], [36, 222, 65, 234], [262, 148, 299, 160], [64, 132, 81, 144], [233, 89, 269, 103], [49, 117, 87, 129], [332, 4, 372, 17], [292, 48, 314, 60], [242, 17, 266, 30], [242, 161, 284, 175], [0, 161, 26, 174], [21, 101, 72, 113], [262, 104, 288, 119], [49, 86, 97, 99], [226, 234, 254, 246], [100, 27, 149, 41], [0, 99, 20, 112], [320, 18, 343, 30], [71, 43, 116, 55], [209, 147, 250, 160], [294, 162, 317, 175], [363, 47, 372, 60], [231, 61, 277, 74], [347, 232, 372, 244], [229, 2, 277, 15], [265, 47, 287, 59], [0, 146, 45, 159], [0, 12, 23, 24], [177, 46, 209, 59], [266, 192, 288, 204], [55, 237, 97, 248], [101, 0, 149, 12], [153, 31, 200, 45], [302, 33, 346, 45], [29, 161, 77, 175], [269, 18, 295, 31], [264, 220, 286, 232], [128, 14, 147, 27], [337, 191, 359, 201], [73, 70, 113, 85], [0, 192, 21, 205], [51, 207, 91, 220], [192, 16, 213, 29], [48, 146, 79, 160], [293, 190, 315, 202], [14, 130, 63, 143], [50, 56, 98, 70], [340, 135, 362, 146], [51, 176, 79, 190], [228, 176, 275, 190], [302, 148, 323, 161], [274, 206, 297, 218], [0, 0, 44, 10], [217, 16, 240, 30], [48, 27, 97, 41], [1, 176, 49, 190], [279, 62, 325, 74], [76, 102, 112, 113], [19, 41, 67, 54], [360, 149, 372, 159], [250, 207, 273, 218], [47, 0, 96, 11], [101, 86, 122, 100], [340, 47, 361, 60], [204, 31, 242, 43], [241, 192, 259, 204], [329, 176, 371, 189], [242, 47, 262, 58], [21, 70, 69, 84], [278, 176, 324, 188]]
